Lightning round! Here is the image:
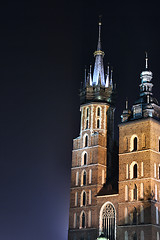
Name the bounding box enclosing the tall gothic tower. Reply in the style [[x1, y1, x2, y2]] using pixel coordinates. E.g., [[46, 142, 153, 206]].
[[68, 20, 116, 240]]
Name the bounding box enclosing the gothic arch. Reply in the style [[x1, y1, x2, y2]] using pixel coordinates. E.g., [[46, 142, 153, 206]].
[[130, 134, 138, 151], [130, 161, 138, 179], [99, 201, 116, 239]]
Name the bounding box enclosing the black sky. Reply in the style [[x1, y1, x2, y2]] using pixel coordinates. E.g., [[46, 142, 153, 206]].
[[1, 1, 160, 239]]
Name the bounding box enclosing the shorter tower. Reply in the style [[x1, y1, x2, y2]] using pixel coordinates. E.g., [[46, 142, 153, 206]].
[[119, 53, 160, 240]]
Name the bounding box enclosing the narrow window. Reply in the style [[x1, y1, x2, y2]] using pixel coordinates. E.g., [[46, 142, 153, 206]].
[[133, 184, 137, 200], [133, 137, 137, 151], [88, 210, 91, 227], [159, 139, 160, 152], [140, 205, 144, 223], [140, 183, 144, 199], [159, 166, 160, 179], [82, 212, 85, 228], [133, 207, 137, 224], [86, 119, 88, 129], [156, 206, 159, 224], [75, 192, 78, 206], [124, 231, 128, 240], [125, 185, 128, 201], [155, 184, 157, 201], [97, 119, 100, 128], [86, 108, 89, 117], [102, 169, 105, 184], [89, 169, 92, 184], [126, 164, 129, 179], [84, 135, 88, 147], [141, 162, 144, 177], [141, 231, 144, 240], [84, 153, 87, 165], [133, 233, 137, 240], [82, 192, 86, 206], [133, 164, 137, 178], [97, 107, 100, 116], [83, 171, 86, 186], [76, 172, 79, 186], [89, 190, 91, 205], [124, 207, 128, 224], [73, 213, 77, 228], [154, 163, 157, 178]]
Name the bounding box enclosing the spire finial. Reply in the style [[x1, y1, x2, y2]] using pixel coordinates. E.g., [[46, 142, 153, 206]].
[[125, 98, 128, 110], [97, 15, 102, 51], [145, 51, 148, 69], [84, 66, 87, 87]]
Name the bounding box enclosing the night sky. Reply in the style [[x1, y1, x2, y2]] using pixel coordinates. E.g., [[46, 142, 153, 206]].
[[1, 1, 160, 240]]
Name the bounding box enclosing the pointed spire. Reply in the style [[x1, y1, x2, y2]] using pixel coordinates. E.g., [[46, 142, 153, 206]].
[[93, 17, 105, 86], [89, 65, 92, 86], [105, 64, 109, 87], [97, 15, 102, 51], [110, 68, 113, 87], [145, 51, 148, 69]]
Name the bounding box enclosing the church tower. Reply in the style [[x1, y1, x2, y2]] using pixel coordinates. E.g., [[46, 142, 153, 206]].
[[118, 53, 160, 240], [68, 19, 116, 240]]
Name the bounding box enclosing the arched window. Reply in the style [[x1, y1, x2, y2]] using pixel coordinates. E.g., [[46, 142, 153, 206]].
[[100, 202, 116, 239], [133, 137, 137, 151], [97, 119, 100, 128], [124, 207, 128, 224], [82, 191, 86, 206], [140, 231, 144, 240], [84, 135, 88, 147], [81, 152, 87, 166], [97, 107, 100, 117], [133, 184, 137, 200], [130, 162, 138, 179], [80, 211, 86, 228], [86, 108, 89, 117], [81, 171, 86, 186], [124, 231, 128, 240], [133, 207, 137, 224], [133, 232, 137, 240], [86, 119, 88, 129], [130, 135, 138, 152], [133, 164, 137, 178]]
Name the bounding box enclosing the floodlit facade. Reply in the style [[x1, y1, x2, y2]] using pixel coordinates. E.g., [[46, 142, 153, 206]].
[[68, 20, 160, 240]]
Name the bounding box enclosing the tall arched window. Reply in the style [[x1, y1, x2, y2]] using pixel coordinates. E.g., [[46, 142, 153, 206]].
[[81, 152, 87, 166], [133, 184, 137, 200], [97, 107, 100, 117], [130, 135, 138, 151], [82, 191, 86, 206], [97, 119, 100, 128], [133, 164, 137, 178], [80, 211, 86, 228], [130, 162, 138, 179], [133, 232, 137, 240], [85, 107, 89, 129], [96, 106, 101, 129], [81, 171, 86, 186], [84, 135, 88, 147], [124, 231, 128, 240], [100, 202, 116, 239], [133, 207, 137, 224], [141, 231, 144, 240], [133, 137, 137, 151]]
